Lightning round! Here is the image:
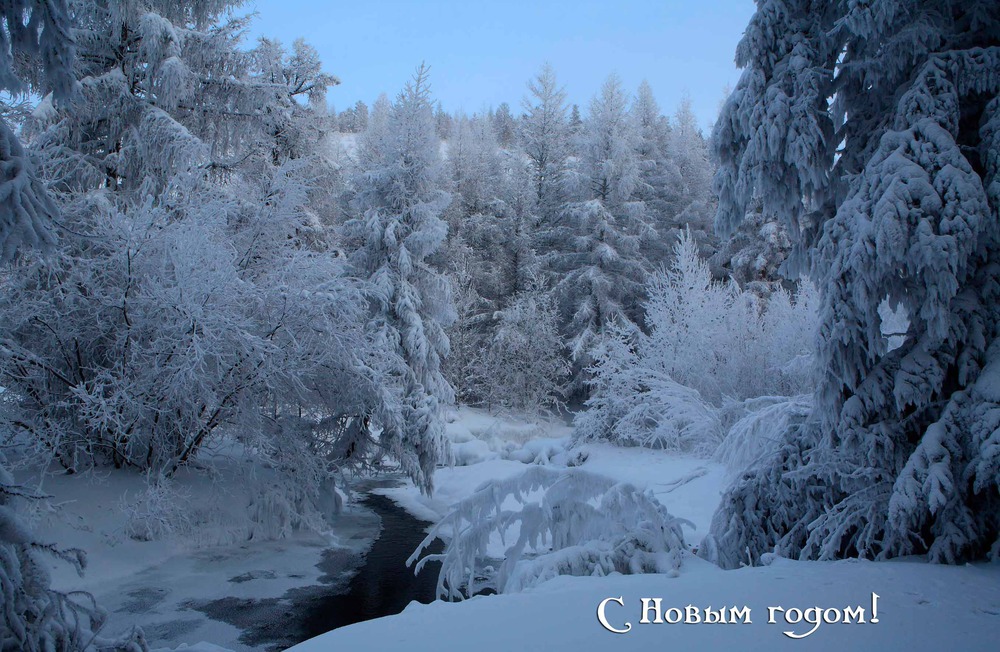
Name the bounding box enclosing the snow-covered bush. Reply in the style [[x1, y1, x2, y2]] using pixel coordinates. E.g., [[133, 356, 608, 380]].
[[0, 183, 385, 479], [576, 230, 817, 453], [576, 320, 723, 453], [408, 466, 690, 599], [120, 476, 193, 542]]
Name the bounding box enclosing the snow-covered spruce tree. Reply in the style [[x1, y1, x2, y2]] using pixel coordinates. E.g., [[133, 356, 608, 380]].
[[408, 466, 690, 599], [574, 74, 643, 212], [546, 76, 649, 393], [631, 80, 684, 260], [705, 0, 1000, 567], [667, 96, 714, 229], [546, 197, 646, 380], [343, 64, 455, 493]]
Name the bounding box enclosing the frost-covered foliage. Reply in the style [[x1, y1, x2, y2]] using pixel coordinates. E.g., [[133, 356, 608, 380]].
[[343, 64, 456, 494], [2, 156, 384, 483], [473, 290, 569, 414], [576, 230, 817, 452], [119, 476, 193, 543], [0, 0, 75, 259], [408, 466, 690, 599], [575, 74, 641, 210], [1, 1, 405, 529], [709, 0, 1000, 565]]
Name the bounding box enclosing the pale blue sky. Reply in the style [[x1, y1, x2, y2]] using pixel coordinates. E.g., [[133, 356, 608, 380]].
[[245, 0, 756, 131]]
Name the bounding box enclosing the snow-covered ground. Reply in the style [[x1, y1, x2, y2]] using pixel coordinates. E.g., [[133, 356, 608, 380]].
[[294, 407, 1000, 652], [379, 408, 728, 541], [22, 407, 1000, 651], [23, 461, 380, 651], [289, 555, 1000, 651]]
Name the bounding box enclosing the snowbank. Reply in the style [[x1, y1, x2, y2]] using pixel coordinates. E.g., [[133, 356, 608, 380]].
[[289, 555, 1000, 652]]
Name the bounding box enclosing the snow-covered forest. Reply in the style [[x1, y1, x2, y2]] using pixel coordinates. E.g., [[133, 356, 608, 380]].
[[1, 1, 998, 651]]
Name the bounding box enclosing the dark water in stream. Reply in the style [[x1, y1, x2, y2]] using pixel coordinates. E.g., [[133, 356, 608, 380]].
[[193, 492, 444, 651], [296, 493, 444, 638]]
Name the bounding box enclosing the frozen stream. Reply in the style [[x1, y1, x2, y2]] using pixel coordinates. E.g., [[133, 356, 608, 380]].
[[191, 489, 444, 651]]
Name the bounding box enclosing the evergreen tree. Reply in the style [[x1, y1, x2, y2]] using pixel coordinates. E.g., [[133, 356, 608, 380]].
[[491, 101, 517, 147], [631, 80, 684, 258], [666, 95, 715, 230], [345, 64, 456, 493], [546, 76, 650, 394], [705, 0, 1000, 568], [578, 74, 642, 210], [521, 63, 569, 221]]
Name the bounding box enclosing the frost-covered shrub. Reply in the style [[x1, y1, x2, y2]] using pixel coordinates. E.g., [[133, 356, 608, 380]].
[[473, 291, 570, 414], [576, 231, 817, 453], [120, 476, 193, 542], [408, 466, 690, 599], [0, 187, 383, 478], [576, 321, 723, 453]]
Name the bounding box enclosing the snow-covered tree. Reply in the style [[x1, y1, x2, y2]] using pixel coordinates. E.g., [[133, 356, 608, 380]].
[[547, 198, 646, 373], [631, 80, 683, 242], [521, 64, 569, 221], [474, 289, 569, 414], [706, 0, 1000, 567], [576, 230, 817, 452], [491, 101, 517, 148], [2, 2, 402, 541], [0, 3, 146, 648], [664, 96, 715, 230], [576, 74, 642, 210], [344, 63, 455, 493], [409, 466, 690, 599]]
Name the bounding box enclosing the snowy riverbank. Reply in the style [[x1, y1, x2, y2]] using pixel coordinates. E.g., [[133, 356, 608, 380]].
[[294, 407, 1000, 652], [24, 459, 380, 651], [24, 408, 1000, 651]]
